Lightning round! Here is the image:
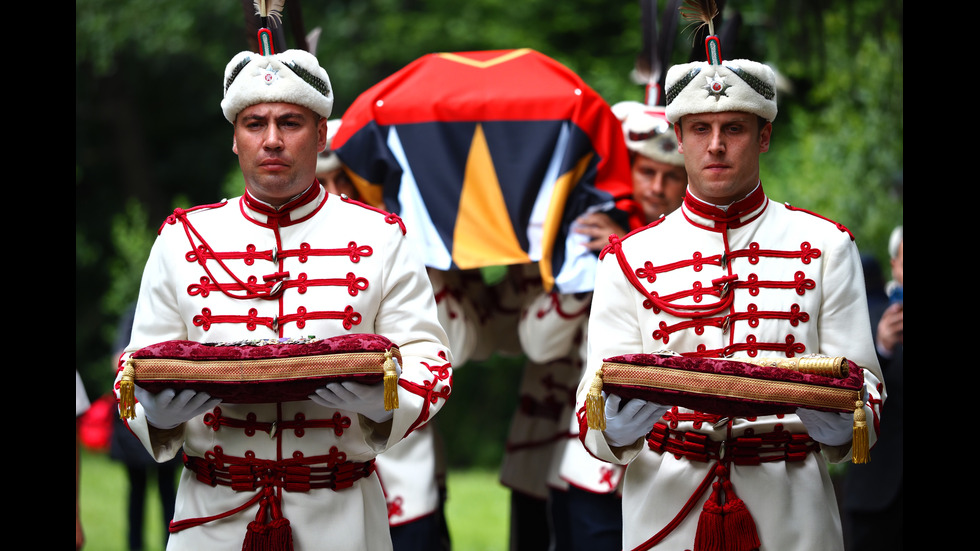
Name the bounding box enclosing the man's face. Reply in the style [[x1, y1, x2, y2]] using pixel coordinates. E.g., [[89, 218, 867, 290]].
[[319, 168, 357, 198], [675, 111, 771, 205], [233, 102, 327, 207], [632, 153, 687, 222]]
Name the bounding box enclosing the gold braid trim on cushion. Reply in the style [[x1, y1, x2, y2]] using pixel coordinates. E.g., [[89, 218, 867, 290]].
[[130, 350, 397, 383]]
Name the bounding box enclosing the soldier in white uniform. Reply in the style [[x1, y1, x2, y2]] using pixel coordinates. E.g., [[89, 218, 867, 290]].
[[576, 45, 884, 551], [516, 105, 688, 550], [116, 48, 452, 551]]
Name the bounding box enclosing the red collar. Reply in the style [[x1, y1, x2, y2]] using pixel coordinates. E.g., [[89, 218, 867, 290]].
[[241, 182, 324, 227], [682, 184, 768, 230]]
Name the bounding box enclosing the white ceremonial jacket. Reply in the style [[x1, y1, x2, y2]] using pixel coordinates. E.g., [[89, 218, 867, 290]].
[[517, 290, 626, 496], [577, 186, 884, 551], [375, 268, 479, 527], [118, 184, 452, 551], [497, 267, 578, 499]]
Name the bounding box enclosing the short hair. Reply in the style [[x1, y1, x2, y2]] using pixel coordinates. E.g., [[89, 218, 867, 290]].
[[888, 225, 903, 259]]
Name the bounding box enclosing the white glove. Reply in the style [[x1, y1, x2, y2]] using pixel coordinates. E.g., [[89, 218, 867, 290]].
[[309, 381, 393, 424], [602, 394, 669, 447], [796, 408, 853, 446], [135, 386, 221, 430]]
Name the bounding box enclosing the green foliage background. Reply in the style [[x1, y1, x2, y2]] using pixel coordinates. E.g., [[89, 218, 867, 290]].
[[76, 0, 902, 468]]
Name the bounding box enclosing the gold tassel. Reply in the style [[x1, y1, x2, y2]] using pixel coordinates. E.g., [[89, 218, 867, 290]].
[[585, 370, 606, 430], [119, 359, 136, 420], [851, 400, 870, 464], [383, 349, 399, 411]]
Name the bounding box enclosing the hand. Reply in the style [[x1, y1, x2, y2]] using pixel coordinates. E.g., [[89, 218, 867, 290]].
[[135, 387, 221, 430], [876, 302, 903, 354], [796, 408, 853, 446], [309, 381, 393, 423], [602, 394, 669, 447], [574, 212, 627, 252]]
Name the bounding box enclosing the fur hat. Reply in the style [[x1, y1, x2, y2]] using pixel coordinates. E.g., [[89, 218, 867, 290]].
[[664, 58, 777, 123], [623, 106, 684, 167], [221, 49, 334, 123]]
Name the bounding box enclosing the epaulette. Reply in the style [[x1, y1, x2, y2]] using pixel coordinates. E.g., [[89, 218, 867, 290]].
[[158, 201, 229, 235], [782, 203, 855, 241], [339, 194, 407, 236]]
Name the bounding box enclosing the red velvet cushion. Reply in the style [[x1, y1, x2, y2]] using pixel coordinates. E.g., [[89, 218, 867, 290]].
[[600, 353, 863, 418], [129, 334, 399, 403]]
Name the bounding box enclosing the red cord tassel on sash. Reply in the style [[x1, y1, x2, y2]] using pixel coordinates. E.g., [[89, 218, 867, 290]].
[[242, 487, 294, 551], [243, 518, 293, 551], [694, 466, 760, 551]]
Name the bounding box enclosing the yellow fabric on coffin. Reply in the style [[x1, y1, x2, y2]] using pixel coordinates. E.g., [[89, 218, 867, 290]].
[[452, 123, 530, 269]]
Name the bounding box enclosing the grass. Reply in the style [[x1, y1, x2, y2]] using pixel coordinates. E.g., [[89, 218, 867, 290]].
[[79, 449, 509, 551]]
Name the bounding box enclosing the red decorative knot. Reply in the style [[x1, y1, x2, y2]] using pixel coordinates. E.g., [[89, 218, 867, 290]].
[[330, 412, 352, 436], [244, 412, 259, 436], [293, 412, 307, 437], [188, 276, 213, 297], [661, 407, 725, 431], [387, 496, 404, 519], [325, 446, 347, 468], [691, 281, 705, 303], [203, 407, 223, 432], [244, 244, 258, 266], [637, 261, 658, 283], [692, 252, 706, 272], [424, 359, 452, 382], [294, 273, 310, 293], [164, 208, 186, 227], [385, 213, 407, 235], [297, 243, 312, 263], [799, 242, 820, 264], [794, 272, 815, 295], [788, 304, 809, 326], [345, 273, 369, 296], [599, 466, 616, 489], [246, 308, 261, 331], [341, 242, 372, 263], [599, 235, 623, 260], [293, 307, 309, 329], [193, 308, 213, 330], [343, 305, 361, 329]]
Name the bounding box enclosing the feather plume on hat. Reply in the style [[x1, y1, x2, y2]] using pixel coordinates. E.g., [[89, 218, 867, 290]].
[[679, 0, 722, 64], [254, 0, 286, 55]]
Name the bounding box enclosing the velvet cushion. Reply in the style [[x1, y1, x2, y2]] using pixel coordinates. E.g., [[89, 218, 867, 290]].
[[600, 353, 863, 418], [128, 334, 400, 403]]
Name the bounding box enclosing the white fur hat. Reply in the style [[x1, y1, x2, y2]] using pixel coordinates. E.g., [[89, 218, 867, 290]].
[[221, 49, 334, 123], [664, 59, 777, 123], [623, 106, 684, 167]]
